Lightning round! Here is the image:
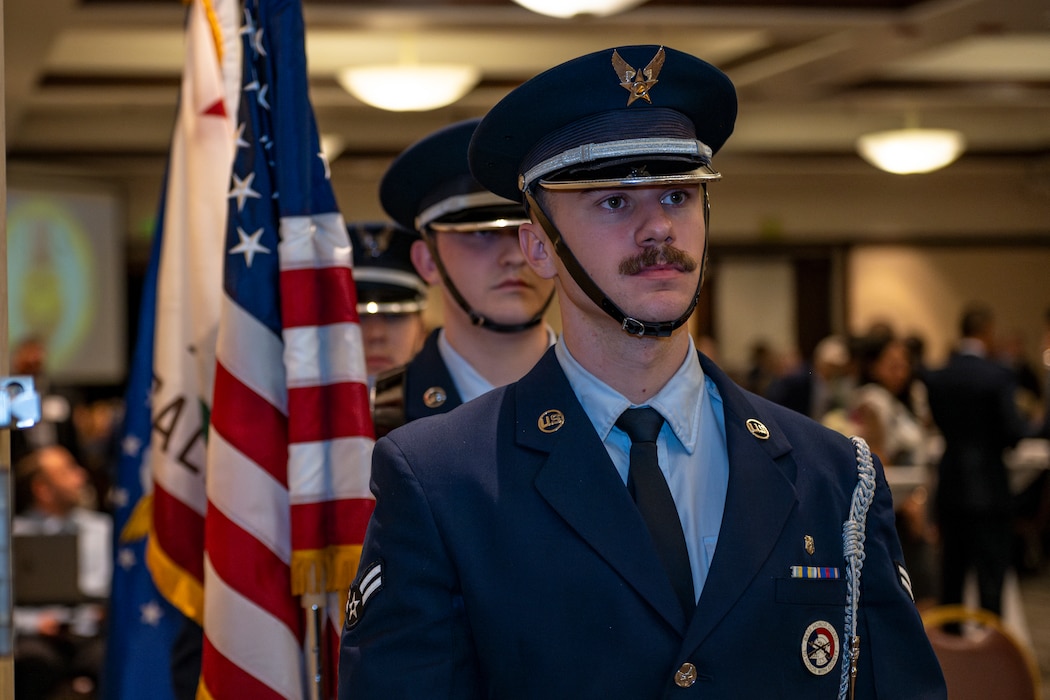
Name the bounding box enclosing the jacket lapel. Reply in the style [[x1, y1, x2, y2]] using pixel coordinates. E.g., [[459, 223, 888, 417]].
[[517, 350, 689, 632], [404, 329, 463, 421], [682, 355, 799, 651]]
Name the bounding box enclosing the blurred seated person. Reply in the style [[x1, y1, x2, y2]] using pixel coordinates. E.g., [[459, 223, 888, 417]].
[[850, 332, 931, 468], [849, 332, 937, 602], [12, 445, 112, 700], [765, 334, 854, 421], [348, 221, 429, 379]]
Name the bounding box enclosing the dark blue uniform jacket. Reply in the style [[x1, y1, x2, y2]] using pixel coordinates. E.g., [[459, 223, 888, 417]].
[[340, 348, 946, 699]]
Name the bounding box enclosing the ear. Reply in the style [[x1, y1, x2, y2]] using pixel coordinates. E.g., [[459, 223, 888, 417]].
[[519, 222, 557, 280], [410, 239, 442, 286]]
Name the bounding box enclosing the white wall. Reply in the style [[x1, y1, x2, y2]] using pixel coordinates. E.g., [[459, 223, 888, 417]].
[[848, 245, 1050, 367], [714, 259, 796, 376]]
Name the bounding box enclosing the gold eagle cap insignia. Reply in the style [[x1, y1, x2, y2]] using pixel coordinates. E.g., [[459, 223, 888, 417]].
[[361, 223, 396, 258], [611, 47, 666, 106]]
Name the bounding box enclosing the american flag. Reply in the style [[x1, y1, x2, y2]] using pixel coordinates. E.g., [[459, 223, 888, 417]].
[[199, 0, 375, 697]]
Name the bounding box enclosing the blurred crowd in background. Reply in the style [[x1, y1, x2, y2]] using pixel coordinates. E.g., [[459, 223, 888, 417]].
[[730, 304, 1050, 607], [8, 301, 1050, 697]]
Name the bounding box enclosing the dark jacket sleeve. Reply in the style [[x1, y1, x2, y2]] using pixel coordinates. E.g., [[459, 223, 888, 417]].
[[338, 435, 481, 700]]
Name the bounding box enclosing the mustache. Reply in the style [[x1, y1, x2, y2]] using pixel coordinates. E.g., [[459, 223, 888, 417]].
[[619, 245, 699, 275]]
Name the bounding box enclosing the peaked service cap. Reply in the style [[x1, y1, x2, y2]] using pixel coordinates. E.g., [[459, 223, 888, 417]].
[[348, 221, 428, 315], [468, 45, 737, 202], [380, 118, 529, 233]]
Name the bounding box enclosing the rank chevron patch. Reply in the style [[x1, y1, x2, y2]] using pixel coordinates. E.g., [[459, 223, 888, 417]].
[[345, 560, 383, 630]]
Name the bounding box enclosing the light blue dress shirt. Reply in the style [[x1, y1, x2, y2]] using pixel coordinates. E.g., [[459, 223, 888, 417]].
[[438, 330, 494, 403], [438, 327, 557, 403], [555, 337, 729, 601]]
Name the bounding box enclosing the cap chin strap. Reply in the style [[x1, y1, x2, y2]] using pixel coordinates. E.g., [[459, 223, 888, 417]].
[[523, 185, 710, 338], [422, 232, 554, 334]]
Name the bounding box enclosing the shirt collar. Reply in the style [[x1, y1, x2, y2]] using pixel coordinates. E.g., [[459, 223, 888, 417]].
[[555, 336, 704, 453], [957, 337, 988, 358], [438, 328, 492, 403], [439, 326, 558, 403]]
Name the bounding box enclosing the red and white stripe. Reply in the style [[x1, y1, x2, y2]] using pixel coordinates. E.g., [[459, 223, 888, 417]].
[[200, 211, 374, 700]]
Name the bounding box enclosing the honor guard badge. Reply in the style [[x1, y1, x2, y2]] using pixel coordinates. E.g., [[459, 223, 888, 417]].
[[801, 620, 840, 676], [423, 386, 447, 409], [344, 560, 383, 630], [538, 409, 565, 434], [804, 535, 815, 555], [611, 47, 665, 106]]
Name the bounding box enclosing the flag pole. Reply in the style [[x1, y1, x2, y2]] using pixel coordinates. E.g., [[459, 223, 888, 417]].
[[302, 593, 325, 700]]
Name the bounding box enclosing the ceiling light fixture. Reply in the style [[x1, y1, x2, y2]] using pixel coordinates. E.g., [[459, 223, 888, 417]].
[[337, 64, 480, 112], [511, 0, 649, 19], [856, 128, 966, 175]]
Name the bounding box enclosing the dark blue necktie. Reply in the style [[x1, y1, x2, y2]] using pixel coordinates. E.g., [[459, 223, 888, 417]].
[[616, 407, 696, 617]]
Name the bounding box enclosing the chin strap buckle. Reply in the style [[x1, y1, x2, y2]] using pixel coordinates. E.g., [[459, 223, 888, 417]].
[[621, 317, 647, 336]]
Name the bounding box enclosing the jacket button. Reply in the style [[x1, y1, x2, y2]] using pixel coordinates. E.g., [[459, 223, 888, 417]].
[[674, 662, 697, 688]]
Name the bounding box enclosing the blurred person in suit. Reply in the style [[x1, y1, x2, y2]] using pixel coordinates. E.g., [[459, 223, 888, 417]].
[[12, 445, 112, 700], [926, 303, 1034, 616]]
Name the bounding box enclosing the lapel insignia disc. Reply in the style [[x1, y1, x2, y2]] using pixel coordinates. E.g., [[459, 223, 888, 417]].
[[538, 409, 565, 434], [804, 535, 815, 555], [611, 47, 666, 106], [423, 386, 447, 409], [745, 418, 770, 440], [801, 620, 840, 676]]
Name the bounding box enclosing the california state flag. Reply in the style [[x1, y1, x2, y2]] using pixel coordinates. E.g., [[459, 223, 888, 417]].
[[146, 0, 241, 624]]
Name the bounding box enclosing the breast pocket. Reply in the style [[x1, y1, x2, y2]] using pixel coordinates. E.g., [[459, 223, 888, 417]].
[[775, 577, 847, 606]]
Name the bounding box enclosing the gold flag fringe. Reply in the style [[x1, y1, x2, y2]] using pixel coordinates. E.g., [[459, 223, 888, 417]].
[[290, 544, 364, 596], [120, 493, 153, 543], [146, 531, 205, 624]]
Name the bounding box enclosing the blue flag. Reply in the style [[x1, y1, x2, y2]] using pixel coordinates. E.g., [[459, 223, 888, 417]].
[[100, 176, 182, 700]]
